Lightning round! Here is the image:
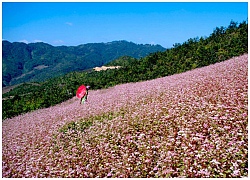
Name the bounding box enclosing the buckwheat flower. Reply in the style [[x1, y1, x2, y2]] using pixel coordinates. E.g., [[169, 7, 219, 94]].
[[198, 169, 210, 176], [228, 141, 234, 146], [195, 153, 202, 158], [220, 116, 227, 120], [107, 172, 112, 178], [237, 160, 243, 164], [182, 146, 188, 151], [232, 162, 239, 168], [242, 113, 247, 117], [126, 135, 131, 141], [203, 123, 208, 128], [177, 130, 185, 135], [2, 54, 248, 178], [153, 166, 158, 172], [163, 168, 173, 174], [211, 159, 220, 165], [233, 169, 240, 176], [213, 116, 219, 120], [192, 137, 200, 141]]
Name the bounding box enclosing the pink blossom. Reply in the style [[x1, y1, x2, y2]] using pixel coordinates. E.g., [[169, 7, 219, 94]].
[[153, 166, 158, 172], [233, 169, 240, 176], [224, 126, 231, 130], [125, 135, 131, 140], [2, 54, 248, 178], [203, 123, 208, 128], [107, 172, 112, 178]]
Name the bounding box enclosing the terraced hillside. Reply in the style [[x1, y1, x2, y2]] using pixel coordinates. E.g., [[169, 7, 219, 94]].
[[2, 54, 248, 178]]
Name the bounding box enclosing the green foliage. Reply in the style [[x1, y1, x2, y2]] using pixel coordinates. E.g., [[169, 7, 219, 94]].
[[2, 20, 248, 120], [105, 56, 138, 66], [59, 111, 118, 133], [2, 40, 165, 86]]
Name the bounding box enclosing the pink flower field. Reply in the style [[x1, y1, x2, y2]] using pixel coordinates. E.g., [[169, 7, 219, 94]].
[[2, 54, 248, 178]]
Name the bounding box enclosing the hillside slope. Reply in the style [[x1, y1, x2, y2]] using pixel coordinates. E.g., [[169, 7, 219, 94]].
[[2, 21, 247, 120], [2, 40, 165, 86], [2, 54, 248, 178]]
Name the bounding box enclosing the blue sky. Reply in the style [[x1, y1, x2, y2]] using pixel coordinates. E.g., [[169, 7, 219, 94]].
[[2, 2, 248, 48]]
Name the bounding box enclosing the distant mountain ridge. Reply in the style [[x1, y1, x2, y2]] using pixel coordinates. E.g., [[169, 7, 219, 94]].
[[2, 40, 166, 86]]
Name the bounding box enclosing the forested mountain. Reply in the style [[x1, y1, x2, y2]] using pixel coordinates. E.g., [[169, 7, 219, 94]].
[[105, 56, 138, 66], [2, 20, 248, 120], [2, 40, 165, 86]]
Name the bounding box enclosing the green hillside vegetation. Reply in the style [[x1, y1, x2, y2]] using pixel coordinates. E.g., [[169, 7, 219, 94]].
[[2, 20, 248, 120], [105, 56, 137, 66], [3, 40, 165, 86]]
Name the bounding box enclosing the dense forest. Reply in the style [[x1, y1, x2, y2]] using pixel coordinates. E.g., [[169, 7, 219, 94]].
[[2, 40, 165, 86], [2, 20, 248, 120]]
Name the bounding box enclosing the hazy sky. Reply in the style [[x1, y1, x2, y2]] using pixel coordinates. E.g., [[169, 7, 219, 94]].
[[2, 2, 248, 48]]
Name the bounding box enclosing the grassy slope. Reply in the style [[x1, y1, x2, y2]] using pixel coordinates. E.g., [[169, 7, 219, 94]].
[[2, 54, 248, 178]]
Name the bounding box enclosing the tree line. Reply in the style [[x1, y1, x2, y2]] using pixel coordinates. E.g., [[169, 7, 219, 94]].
[[2, 20, 248, 120]]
